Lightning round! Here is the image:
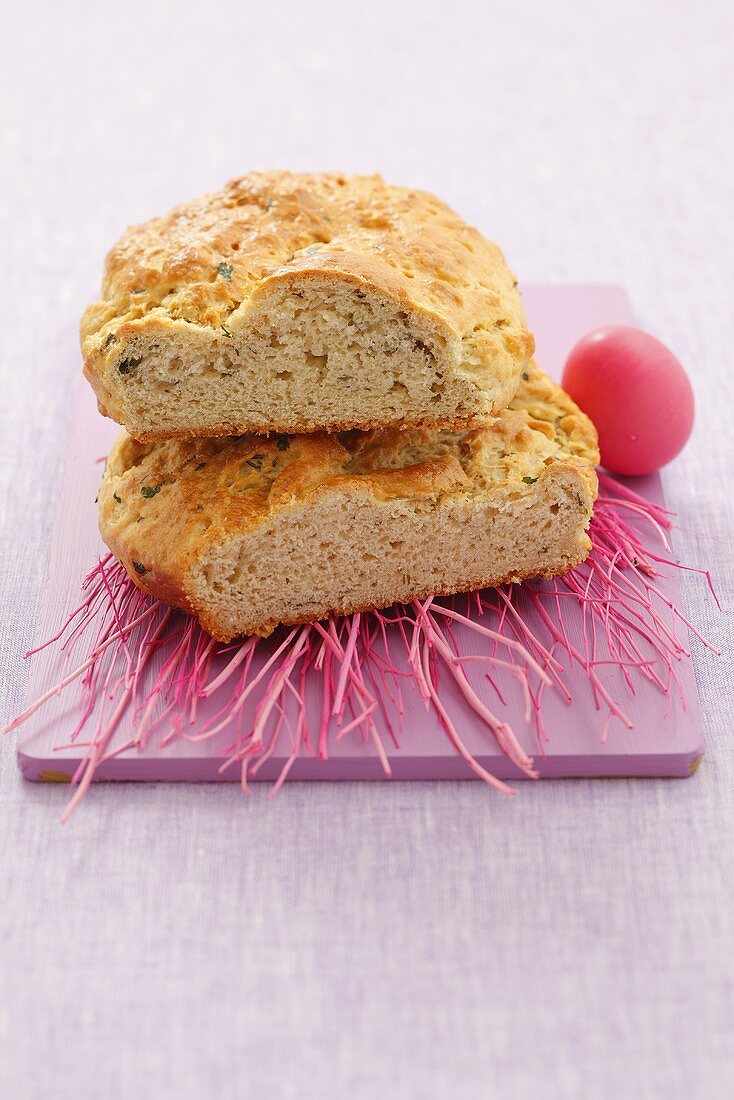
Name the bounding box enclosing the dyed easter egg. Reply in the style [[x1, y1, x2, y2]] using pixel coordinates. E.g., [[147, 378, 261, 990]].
[[561, 326, 694, 476]]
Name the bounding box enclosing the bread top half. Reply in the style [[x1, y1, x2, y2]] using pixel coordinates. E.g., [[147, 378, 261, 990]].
[[80, 172, 533, 418], [99, 364, 599, 591]]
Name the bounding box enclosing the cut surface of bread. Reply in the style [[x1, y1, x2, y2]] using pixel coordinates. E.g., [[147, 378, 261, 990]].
[[82, 172, 533, 440], [98, 365, 599, 641]]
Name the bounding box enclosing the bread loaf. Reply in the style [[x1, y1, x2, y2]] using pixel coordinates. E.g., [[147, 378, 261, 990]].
[[82, 172, 533, 441]]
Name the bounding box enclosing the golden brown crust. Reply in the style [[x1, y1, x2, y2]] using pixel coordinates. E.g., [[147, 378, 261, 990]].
[[82, 171, 529, 345], [509, 360, 600, 464], [99, 368, 599, 638], [81, 171, 533, 436]]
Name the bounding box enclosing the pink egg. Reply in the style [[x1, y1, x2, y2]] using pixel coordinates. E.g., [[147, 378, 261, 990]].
[[561, 326, 694, 476]]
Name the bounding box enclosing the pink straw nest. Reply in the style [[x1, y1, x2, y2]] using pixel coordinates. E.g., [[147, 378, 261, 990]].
[[6, 473, 719, 821]]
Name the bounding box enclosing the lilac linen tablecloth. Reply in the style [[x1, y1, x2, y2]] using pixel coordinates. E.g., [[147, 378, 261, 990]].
[[1, 3, 732, 1098]]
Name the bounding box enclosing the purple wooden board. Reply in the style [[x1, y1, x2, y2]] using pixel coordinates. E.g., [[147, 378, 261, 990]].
[[17, 286, 704, 783]]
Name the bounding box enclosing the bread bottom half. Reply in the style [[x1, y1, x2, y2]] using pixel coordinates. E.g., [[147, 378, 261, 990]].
[[98, 365, 599, 640]]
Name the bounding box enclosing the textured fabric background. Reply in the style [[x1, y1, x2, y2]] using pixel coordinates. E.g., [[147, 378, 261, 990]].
[[1, 2, 732, 1097]]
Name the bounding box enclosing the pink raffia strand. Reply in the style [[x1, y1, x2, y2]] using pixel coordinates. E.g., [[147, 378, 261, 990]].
[[5, 475, 719, 820]]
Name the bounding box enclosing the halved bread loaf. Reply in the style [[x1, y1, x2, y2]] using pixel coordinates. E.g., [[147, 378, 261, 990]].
[[82, 172, 533, 441], [98, 365, 599, 641]]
